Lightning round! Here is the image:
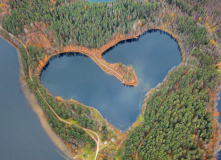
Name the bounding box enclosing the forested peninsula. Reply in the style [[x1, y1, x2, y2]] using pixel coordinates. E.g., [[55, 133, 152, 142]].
[[0, 0, 221, 159]]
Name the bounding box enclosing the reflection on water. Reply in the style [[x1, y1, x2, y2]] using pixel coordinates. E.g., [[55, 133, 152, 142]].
[[41, 30, 182, 132], [0, 38, 65, 159]]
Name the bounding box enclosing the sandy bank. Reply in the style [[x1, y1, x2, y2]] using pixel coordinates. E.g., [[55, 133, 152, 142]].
[[1, 20, 221, 158], [0, 35, 74, 160]]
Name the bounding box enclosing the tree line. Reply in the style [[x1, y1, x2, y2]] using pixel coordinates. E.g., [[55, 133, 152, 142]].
[[3, 0, 159, 48]]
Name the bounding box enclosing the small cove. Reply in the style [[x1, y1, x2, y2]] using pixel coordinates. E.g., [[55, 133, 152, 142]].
[[41, 30, 182, 132]]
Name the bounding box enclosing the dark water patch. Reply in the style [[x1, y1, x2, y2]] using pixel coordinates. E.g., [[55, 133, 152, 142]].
[[216, 91, 221, 159], [0, 38, 65, 160], [41, 31, 182, 132], [102, 29, 181, 57], [41, 52, 89, 73]]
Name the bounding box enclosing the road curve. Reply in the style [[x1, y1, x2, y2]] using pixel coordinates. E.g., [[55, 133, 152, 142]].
[[0, 25, 100, 160]]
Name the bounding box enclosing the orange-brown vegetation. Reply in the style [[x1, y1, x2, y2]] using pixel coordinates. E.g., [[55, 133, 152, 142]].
[[210, 39, 218, 46], [33, 32, 139, 86], [73, 100, 79, 104], [2, 2, 220, 159], [69, 98, 74, 102], [204, 90, 221, 158], [36, 55, 49, 74], [0, 0, 10, 20], [214, 111, 219, 117], [55, 96, 63, 102], [21, 4, 184, 88], [13, 13, 218, 157], [25, 23, 53, 49], [217, 62, 221, 70], [66, 98, 74, 105], [31, 21, 182, 88], [205, 16, 217, 34], [0, 2, 3, 9], [49, 0, 56, 4]]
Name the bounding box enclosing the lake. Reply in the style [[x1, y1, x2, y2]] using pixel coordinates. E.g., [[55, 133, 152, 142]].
[[1, 29, 219, 159], [216, 93, 221, 159], [41, 30, 182, 132], [0, 38, 67, 160]]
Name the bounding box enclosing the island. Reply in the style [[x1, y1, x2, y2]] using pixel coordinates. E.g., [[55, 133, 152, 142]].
[[0, 0, 221, 159]]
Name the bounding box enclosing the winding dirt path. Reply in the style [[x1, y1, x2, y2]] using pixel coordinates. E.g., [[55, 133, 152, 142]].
[[37, 83, 100, 159], [0, 25, 100, 160], [93, 53, 123, 78]]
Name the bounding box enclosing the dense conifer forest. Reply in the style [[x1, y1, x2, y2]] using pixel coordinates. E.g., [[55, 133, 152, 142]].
[[2, 0, 159, 48], [0, 0, 221, 159]]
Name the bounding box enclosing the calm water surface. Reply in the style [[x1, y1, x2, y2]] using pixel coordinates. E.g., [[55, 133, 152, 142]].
[[1, 31, 219, 159], [41, 30, 182, 131], [0, 38, 66, 160], [216, 94, 221, 159]]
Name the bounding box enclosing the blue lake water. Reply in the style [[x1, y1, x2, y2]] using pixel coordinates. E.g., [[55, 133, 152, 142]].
[[41, 30, 182, 131], [0, 38, 66, 160], [1, 29, 219, 159], [216, 93, 221, 159]]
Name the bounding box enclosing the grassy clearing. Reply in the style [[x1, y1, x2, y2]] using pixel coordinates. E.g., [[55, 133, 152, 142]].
[[115, 148, 123, 160], [78, 141, 96, 160], [67, 118, 79, 125], [138, 114, 144, 123]]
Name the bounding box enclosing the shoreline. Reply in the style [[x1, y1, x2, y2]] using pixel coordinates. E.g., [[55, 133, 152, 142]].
[[35, 33, 140, 86], [1, 22, 221, 158], [213, 86, 221, 157], [32, 25, 221, 154], [35, 26, 184, 87], [124, 64, 183, 136], [0, 35, 74, 160], [35, 26, 184, 134]]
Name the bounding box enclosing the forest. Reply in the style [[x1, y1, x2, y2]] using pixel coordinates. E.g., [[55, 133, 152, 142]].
[[123, 50, 221, 159], [122, 0, 221, 159], [0, 0, 221, 159], [19, 45, 97, 150], [2, 0, 159, 48]]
